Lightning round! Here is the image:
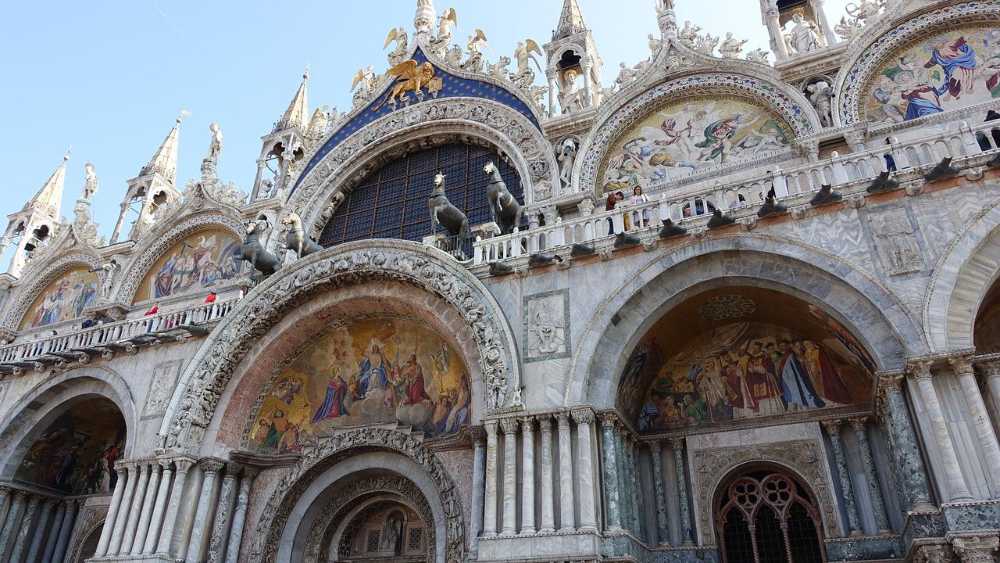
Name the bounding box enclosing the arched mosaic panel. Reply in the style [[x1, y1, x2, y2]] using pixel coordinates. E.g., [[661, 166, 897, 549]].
[[248, 317, 471, 453], [862, 24, 1000, 124], [132, 228, 242, 303], [20, 267, 99, 330], [600, 96, 793, 193]]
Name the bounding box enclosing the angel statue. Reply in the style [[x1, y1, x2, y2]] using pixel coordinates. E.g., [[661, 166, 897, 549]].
[[384, 27, 410, 66], [446, 44, 463, 66], [487, 56, 511, 81], [784, 12, 825, 55], [745, 48, 771, 64], [377, 60, 441, 109], [512, 39, 542, 84], [351, 66, 378, 108], [679, 21, 701, 45], [462, 29, 488, 73], [718, 33, 748, 59], [207, 122, 223, 161], [428, 8, 457, 57], [82, 162, 99, 201], [806, 80, 834, 127]]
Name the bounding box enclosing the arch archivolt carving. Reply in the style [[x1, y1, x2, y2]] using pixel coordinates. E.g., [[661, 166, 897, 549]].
[[159, 240, 521, 452], [251, 428, 464, 563], [834, 1, 1000, 127], [575, 71, 820, 195], [924, 198, 1000, 352], [1, 251, 102, 331], [696, 453, 839, 546], [303, 476, 434, 563], [113, 210, 245, 305], [568, 235, 923, 407], [0, 366, 137, 480], [287, 97, 559, 236]]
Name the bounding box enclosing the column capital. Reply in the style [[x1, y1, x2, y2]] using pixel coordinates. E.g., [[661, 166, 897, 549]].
[[599, 411, 619, 428], [952, 535, 999, 563], [571, 408, 595, 425], [199, 458, 226, 474], [669, 436, 685, 450], [648, 439, 663, 454], [907, 360, 934, 380], [484, 419, 499, 436], [470, 426, 487, 445], [976, 358, 1000, 378], [241, 466, 260, 482], [519, 416, 535, 432], [0, 484, 12, 496], [820, 418, 844, 434], [173, 457, 197, 473], [947, 354, 976, 376], [847, 416, 870, 431], [555, 410, 572, 427], [499, 417, 519, 435], [114, 459, 137, 472]]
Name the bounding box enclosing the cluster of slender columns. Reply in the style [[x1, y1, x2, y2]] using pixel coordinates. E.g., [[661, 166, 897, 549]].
[[907, 358, 1000, 502], [480, 409, 598, 538], [0, 485, 80, 563], [820, 417, 891, 536], [599, 414, 692, 546], [92, 456, 257, 562]]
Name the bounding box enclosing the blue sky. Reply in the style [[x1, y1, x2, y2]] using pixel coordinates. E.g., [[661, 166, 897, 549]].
[[0, 0, 851, 253]]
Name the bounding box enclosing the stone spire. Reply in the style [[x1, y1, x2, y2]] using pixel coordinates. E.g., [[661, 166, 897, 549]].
[[26, 151, 69, 215], [553, 0, 587, 40], [276, 69, 309, 131], [141, 113, 186, 185]]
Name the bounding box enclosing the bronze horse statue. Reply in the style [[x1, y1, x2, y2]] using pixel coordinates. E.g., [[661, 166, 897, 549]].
[[280, 212, 323, 259], [483, 161, 524, 235], [428, 172, 472, 258], [241, 216, 282, 277]]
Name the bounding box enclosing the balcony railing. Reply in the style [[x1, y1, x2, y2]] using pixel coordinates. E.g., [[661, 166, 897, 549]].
[[0, 298, 238, 368], [474, 120, 1000, 266]]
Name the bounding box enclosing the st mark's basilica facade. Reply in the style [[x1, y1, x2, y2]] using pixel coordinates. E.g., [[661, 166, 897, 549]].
[[2, 0, 1000, 561]]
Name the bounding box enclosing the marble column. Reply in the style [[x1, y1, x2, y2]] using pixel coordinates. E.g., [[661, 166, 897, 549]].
[[123, 461, 151, 553], [951, 357, 1000, 491], [482, 421, 499, 537], [108, 462, 138, 555], [9, 493, 40, 563], [911, 362, 974, 502], [614, 432, 631, 533], [41, 500, 66, 563], [626, 434, 641, 534], [849, 417, 890, 533], [24, 497, 56, 563], [764, 3, 790, 60], [572, 409, 598, 532], [207, 467, 239, 563], [557, 412, 576, 531], [0, 486, 10, 534], [51, 499, 78, 563], [979, 360, 1000, 419], [520, 417, 536, 534], [499, 419, 518, 536], [599, 415, 622, 531], [470, 432, 486, 551], [879, 375, 934, 511], [132, 461, 162, 554], [223, 468, 257, 563], [95, 463, 128, 556], [144, 460, 174, 554], [538, 416, 556, 533], [546, 75, 557, 116], [0, 490, 27, 561], [187, 459, 225, 562], [649, 440, 670, 544], [157, 458, 195, 556], [671, 438, 692, 545], [822, 419, 862, 536]]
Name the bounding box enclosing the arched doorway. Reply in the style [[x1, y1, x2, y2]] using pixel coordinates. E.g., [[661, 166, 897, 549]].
[[715, 468, 825, 563]]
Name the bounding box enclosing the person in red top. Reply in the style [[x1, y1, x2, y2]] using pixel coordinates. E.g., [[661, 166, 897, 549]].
[[204, 291, 217, 304], [144, 303, 159, 316]]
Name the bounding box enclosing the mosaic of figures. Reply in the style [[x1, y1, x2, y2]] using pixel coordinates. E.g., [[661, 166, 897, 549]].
[[134, 229, 242, 302], [250, 318, 470, 452], [21, 268, 100, 329], [15, 399, 125, 494], [864, 26, 1000, 123], [601, 97, 792, 193], [619, 294, 874, 432]]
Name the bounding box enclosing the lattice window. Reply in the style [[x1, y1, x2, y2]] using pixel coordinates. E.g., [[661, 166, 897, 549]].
[[319, 143, 523, 247], [407, 526, 424, 552], [366, 529, 381, 553], [717, 471, 825, 563]]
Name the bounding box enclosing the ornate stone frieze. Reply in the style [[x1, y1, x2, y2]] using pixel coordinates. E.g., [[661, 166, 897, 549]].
[[523, 288, 571, 362], [161, 241, 522, 451], [287, 97, 559, 235], [835, 1, 1000, 126], [577, 72, 817, 195], [250, 427, 464, 563]]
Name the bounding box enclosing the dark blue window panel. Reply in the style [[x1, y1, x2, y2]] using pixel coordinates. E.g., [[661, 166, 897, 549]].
[[319, 143, 523, 247]]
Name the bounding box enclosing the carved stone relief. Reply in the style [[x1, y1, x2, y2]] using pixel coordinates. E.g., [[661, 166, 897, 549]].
[[862, 204, 927, 277], [523, 289, 571, 362], [142, 360, 184, 419]]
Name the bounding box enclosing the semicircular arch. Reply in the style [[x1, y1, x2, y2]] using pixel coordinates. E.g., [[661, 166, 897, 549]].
[[287, 97, 559, 238], [2, 251, 103, 331], [158, 239, 522, 452], [568, 236, 922, 408]]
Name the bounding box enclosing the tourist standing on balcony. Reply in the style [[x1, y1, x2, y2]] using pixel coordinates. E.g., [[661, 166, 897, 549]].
[[605, 192, 618, 234], [884, 138, 897, 173], [629, 186, 650, 228]]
